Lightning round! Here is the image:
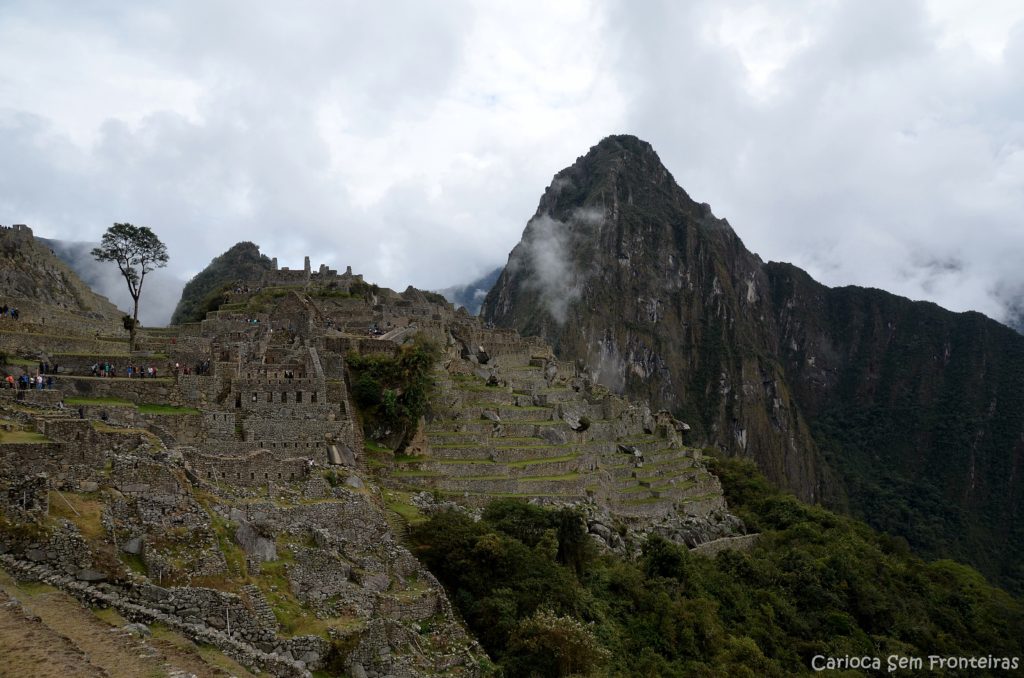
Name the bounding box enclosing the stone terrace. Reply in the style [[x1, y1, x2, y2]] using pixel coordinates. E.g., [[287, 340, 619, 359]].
[[376, 351, 728, 523]]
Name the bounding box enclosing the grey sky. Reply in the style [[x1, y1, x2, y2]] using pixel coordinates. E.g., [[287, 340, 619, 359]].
[[1, 1, 1022, 327]]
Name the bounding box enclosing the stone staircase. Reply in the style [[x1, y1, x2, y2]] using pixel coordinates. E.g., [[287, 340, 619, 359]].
[[241, 584, 279, 631]]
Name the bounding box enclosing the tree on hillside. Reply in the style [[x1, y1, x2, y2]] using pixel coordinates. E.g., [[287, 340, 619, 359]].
[[91, 223, 169, 350]]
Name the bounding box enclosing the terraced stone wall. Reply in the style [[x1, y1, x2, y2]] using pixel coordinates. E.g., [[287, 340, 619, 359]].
[[0, 299, 125, 336], [0, 331, 128, 355], [56, 376, 181, 404], [111, 457, 187, 496], [187, 449, 312, 486]]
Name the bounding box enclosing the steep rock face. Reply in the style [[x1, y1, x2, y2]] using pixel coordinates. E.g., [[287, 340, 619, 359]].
[[0, 225, 123, 321], [172, 242, 275, 324], [482, 135, 1024, 592], [481, 136, 829, 503], [767, 263, 1024, 590]]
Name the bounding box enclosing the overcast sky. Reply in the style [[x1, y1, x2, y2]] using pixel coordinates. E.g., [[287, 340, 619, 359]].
[[2, 0, 1022, 327]]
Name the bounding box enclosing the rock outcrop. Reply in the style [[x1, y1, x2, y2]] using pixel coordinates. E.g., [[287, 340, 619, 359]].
[[481, 134, 1024, 594]]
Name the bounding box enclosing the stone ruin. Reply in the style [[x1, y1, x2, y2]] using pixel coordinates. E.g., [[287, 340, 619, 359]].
[[0, 228, 747, 676]]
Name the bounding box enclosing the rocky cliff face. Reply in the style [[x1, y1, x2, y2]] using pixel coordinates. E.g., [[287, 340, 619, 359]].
[[481, 136, 829, 504], [0, 225, 123, 322], [767, 263, 1024, 590], [481, 135, 1024, 593]]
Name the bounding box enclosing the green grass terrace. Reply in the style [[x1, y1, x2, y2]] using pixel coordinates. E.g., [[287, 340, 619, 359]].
[[64, 396, 199, 415]]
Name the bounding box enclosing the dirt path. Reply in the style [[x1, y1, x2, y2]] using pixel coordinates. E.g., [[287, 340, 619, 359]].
[[0, 571, 257, 678]]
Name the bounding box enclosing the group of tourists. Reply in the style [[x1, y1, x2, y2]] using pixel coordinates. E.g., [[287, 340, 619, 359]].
[[37, 361, 58, 375], [5, 373, 54, 390], [0, 305, 20, 320], [90, 361, 118, 377], [89, 361, 160, 378], [125, 364, 159, 378]]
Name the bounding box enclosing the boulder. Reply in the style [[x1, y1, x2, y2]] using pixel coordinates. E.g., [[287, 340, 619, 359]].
[[123, 622, 151, 637], [235, 520, 278, 562], [561, 405, 590, 432], [76, 568, 106, 582], [481, 409, 501, 423], [537, 427, 567, 445], [121, 536, 144, 555], [328, 443, 356, 466]]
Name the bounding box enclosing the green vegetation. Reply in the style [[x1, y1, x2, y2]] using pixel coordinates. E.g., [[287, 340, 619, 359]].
[[410, 459, 1024, 677], [137, 403, 200, 415], [346, 335, 438, 445], [48, 491, 105, 540], [92, 222, 169, 350], [772, 279, 1024, 596], [65, 396, 135, 407], [0, 429, 50, 443], [171, 241, 275, 324], [62, 397, 198, 415]]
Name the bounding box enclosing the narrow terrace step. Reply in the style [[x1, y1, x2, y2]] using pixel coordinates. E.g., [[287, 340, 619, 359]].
[[488, 443, 577, 464], [531, 389, 578, 405], [432, 474, 586, 496], [441, 405, 556, 423], [615, 436, 668, 454], [426, 431, 495, 446], [404, 459, 508, 477], [426, 419, 567, 437], [450, 389, 516, 406], [508, 455, 581, 477]]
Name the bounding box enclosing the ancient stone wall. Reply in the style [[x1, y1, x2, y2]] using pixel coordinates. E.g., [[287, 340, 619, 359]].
[[111, 456, 186, 496], [0, 331, 128, 355], [57, 376, 181, 404], [186, 449, 312, 486]]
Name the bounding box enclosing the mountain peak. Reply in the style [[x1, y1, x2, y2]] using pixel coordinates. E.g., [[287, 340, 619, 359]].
[[589, 133, 658, 157], [572, 133, 670, 183]]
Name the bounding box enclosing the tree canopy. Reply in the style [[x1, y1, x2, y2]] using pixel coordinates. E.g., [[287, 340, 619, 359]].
[[91, 222, 168, 347]]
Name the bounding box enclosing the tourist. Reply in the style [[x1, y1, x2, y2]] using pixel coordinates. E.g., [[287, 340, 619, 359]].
[[4, 374, 13, 389], [46, 376, 54, 389], [35, 374, 43, 390]]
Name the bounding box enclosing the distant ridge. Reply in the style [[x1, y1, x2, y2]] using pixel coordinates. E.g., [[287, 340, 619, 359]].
[[436, 267, 502, 315]]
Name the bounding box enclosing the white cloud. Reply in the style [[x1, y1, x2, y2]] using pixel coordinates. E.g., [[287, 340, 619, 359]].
[[0, 0, 1023, 328]]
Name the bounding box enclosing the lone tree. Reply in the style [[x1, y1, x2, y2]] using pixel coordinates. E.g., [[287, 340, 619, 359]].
[[91, 223, 169, 350]]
